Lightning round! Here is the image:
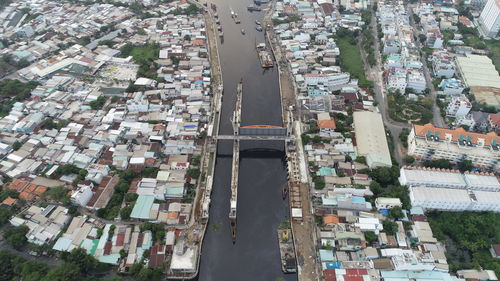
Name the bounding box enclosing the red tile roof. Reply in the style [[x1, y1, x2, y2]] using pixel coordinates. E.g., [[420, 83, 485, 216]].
[[414, 123, 499, 146]]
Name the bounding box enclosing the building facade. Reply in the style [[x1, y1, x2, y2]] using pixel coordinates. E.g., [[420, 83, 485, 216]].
[[478, 0, 500, 37], [407, 123, 500, 169]]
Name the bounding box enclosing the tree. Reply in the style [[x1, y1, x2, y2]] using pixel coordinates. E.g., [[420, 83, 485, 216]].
[[369, 166, 400, 186], [63, 248, 98, 274], [404, 155, 415, 164], [312, 135, 322, 144], [18, 260, 49, 281], [12, 141, 22, 151], [364, 231, 378, 243], [355, 156, 366, 164], [122, 169, 137, 182], [301, 134, 311, 145], [383, 220, 398, 235], [369, 181, 383, 196], [125, 193, 138, 202], [183, 34, 191, 41], [89, 96, 106, 110], [4, 225, 29, 249], [458, 159, 473, 172], [129, 263, 143, 277], [418, 34, 426, 44], [0, 208, 11, 225], [423, 159, 452, 169], [388, 206, 404, 219], [120, 205, 134, 220], [42, 186, 70, 204], [186, 168, 200, 179], [40, 262, 80, 281]]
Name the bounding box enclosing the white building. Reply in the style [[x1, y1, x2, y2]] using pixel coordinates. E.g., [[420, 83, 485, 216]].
[[439, 78, 465, 95], [409, 186, 500, 212], [407, 70, 427, 94], [71, 184, 94, 207], [353, 111, 392, 168], [446, 95, 472, 117], [432, 51, 455, 78], [399, 167, 467, 189], [478, 0, 500, 38], [387, 68, 407, 94], [399, 166, 500, 191], [375, 197, 403, 210], [407, 123, 500, 169]]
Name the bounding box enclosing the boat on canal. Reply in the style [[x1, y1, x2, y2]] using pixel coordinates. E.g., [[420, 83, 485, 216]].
[[277, 224, 297, 273], [256, 26, 263, 32], [256, 43, 273, 68], [241, 29, 245, 35]]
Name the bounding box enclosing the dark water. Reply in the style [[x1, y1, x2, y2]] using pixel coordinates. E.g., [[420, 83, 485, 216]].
[[195, 0, 298, 280]]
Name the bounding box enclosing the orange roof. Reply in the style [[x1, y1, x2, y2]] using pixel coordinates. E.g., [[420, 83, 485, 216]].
[[192, 40, 204, 46], [167, 212, 179, 219], [317, 119, 336, 129], [153, 124, 165, 130], [2, 197, 17, 206], [8, 179, 29, 192], [19, 192, 35, 201], [490, 113, 500, 127], [25, 184, 37, 193], [33, 185, 48, 195], [323, 215, 340, 225], [145, 158, 156, 164], [414, 123, 500, 146]]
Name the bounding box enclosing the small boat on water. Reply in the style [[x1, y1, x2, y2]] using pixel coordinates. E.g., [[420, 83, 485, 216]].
[[247, 5, 261, 11], [255, 20, 261, 25], [256, 26, 263, 32], [241, 29, 245, 35]]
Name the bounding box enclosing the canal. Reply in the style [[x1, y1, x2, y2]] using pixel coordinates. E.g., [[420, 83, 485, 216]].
[[196, 0, 298, 280]]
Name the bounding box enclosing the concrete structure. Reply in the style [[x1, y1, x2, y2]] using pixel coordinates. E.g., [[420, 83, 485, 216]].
[[399, 166, 500, 191], [407, 123, 500, 169], [446, 95, 472, 117], [439, 78, 465, 95], [71, 184, 94, 207], [409, 186, 500, 212], [375, 197, 403, 210], [478, 0, 500, 37], [407, 70, 427, 94], [353, 111, 392, 168]]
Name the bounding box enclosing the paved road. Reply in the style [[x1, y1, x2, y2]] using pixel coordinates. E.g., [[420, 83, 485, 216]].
[[365, 11, 408, 165], [407, 5, 446, 128]]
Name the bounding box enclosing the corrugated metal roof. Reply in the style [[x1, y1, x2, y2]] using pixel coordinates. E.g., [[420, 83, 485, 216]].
[[131, 195, 155, 219]]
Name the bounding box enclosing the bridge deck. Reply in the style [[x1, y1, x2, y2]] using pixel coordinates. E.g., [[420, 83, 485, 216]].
[[216, 135, 293, 141]]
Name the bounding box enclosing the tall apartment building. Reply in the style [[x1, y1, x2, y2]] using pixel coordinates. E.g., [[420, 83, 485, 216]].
[[478, 0, 500, 38], [407, 123, 500, 169]]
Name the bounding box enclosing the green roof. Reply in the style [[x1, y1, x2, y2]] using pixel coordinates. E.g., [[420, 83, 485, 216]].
[[130, 195, 154, 219]]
